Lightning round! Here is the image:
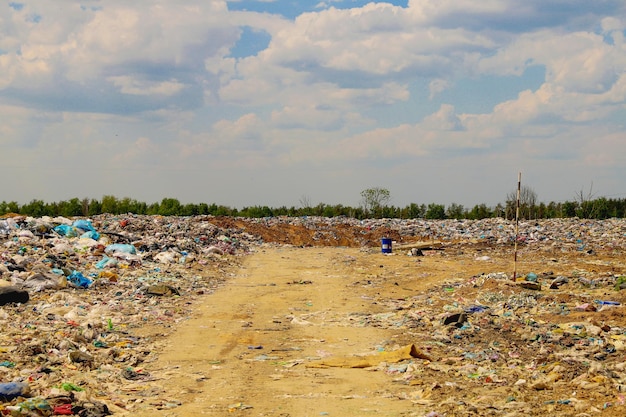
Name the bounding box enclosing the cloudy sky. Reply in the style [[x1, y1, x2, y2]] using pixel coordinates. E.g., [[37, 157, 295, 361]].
[[1, 0, 625, 209]]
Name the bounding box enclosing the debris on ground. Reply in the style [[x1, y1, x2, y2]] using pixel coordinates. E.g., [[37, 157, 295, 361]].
[[1, 214, 625, 416]]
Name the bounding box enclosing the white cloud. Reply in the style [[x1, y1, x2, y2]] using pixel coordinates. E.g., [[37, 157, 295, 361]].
[[0, 104, 32, 146], [261, 4, 495, 78], [0, 1, 239, 111], [113, 136, 159, 164], [270, 102, 355, 131], [1, 1, 626, 207], [601, 16, 624, 33], [408, 0, 510, 18], [429, 78, 451, 99], [108, 76, 185, 96], [582, 130, 626, 166], [422, 104, 464, 131]]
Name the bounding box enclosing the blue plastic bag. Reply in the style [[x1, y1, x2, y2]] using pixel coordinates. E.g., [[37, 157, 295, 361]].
[[0, 382, 30, 401], [67, 271, 93, 289], [72, 219, 96, 232], [105, 244, 136, 255], [95, 256, 117, 269], [465, 305, 488, 314], [53, 224, 78, 237], [80, 230, 100, 240]]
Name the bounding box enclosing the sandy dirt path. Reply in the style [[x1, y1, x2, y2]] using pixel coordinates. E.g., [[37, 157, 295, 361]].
[[132, 246, 444, 417]]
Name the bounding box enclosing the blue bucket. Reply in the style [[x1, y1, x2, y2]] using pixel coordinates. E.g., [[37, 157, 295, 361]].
[[381, 238, 392, 253]]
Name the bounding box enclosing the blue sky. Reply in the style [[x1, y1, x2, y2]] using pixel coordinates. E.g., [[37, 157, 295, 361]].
[[1, 0, 625, 209]]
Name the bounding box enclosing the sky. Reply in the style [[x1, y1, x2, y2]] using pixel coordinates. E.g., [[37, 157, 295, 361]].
[[1, 0, 625, 210]]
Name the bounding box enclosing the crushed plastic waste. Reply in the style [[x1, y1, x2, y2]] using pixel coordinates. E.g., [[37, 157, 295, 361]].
[[0, 214, 252, 414], [104, 243, 136, 255], [67, 270, 93, 289], [0, 382, 30, 401]]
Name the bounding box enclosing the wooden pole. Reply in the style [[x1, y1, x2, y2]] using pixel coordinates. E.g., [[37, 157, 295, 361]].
[[513, 172, 521, 281]]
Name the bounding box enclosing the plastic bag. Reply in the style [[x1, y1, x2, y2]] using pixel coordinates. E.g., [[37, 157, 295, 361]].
[[54, 224, 78, 237], [80, 230, 100, 240], [0, 218, 18, 235], [72, 219, 96, 232], [105, 244, 136, 255], [67, 271, 93, 289], [0, 382, 30, 401], [95, 256, 118, 269]]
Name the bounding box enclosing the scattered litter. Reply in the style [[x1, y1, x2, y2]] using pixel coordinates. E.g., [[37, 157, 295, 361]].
[[0, 214, 251, 414], [1, 214, 625, 415]]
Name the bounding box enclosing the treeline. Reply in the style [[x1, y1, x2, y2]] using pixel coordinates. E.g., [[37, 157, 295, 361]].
[[1, 195, 625, 220]]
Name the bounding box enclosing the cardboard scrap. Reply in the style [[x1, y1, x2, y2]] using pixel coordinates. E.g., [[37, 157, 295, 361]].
[[306, 344, 433, 368]]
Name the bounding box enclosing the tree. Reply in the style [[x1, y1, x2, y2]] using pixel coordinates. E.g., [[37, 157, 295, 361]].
[[299, 195, 312, 209], [360, 187, 391, 217], [404, 203, 425, 219], [159, 198, 181, 216], [59, 198, 83, 217], [467, 203, 492, 220], [87, 199, 102, 216], [536, 202, 547, 219], [592, 197, 611, 219], [562, 201, 577, 217], [21, 200, 47, 217], [198, 203, 209, 215], [425, 203, 445, 219], [446, 203, 465, 219], [573, 183, 616, 219], [182, 203, 200, 216], [506, 185, 537, 220], [299, 195, 314, 216], [81, 198, 90, 216], [118, 197, 141, 214], [101, 195, 119, 214], [493, 203, 505, 218], [546, 201, 558, 218]]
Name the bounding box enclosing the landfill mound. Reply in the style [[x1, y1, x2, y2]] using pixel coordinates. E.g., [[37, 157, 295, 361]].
[[203, 216, 405, 247], [0, 215, 625, 416]]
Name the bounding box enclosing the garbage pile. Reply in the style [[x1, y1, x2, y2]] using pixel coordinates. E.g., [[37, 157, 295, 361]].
[[0, 214, 251, 416], [190, 216, 626, 249]]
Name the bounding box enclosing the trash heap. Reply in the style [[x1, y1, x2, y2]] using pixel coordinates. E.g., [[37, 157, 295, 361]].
[[182, 216, 626, 249], [0, 214, 251, 416]]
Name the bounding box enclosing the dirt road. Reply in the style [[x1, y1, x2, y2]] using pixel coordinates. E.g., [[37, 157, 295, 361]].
[[133, 246, 441, 416], [128, 243, 626, 417]]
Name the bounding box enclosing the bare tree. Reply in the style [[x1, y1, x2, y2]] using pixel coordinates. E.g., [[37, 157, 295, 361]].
[[576, 182, 597, 218], [506, 185, 537, 220], [299, 195, 312, 209]]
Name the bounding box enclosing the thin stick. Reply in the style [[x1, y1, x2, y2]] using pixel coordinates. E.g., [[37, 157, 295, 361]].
[[513, 172, 521, 281]]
